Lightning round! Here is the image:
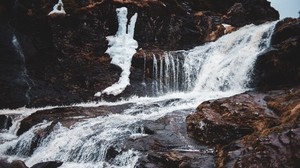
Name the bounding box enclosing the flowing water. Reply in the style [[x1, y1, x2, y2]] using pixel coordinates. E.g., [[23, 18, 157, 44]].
[[0, 21, 277, 167]]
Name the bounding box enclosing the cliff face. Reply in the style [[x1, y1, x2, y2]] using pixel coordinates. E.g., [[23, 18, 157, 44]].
[[0, 0, 279, 108], [253, 18, 300, 89]]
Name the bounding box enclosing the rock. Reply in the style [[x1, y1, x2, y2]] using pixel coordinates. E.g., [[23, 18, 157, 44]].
[[17, 103, 133, 136], [186, 92, 278, 145], [123, 110, 215, 168], [219, 128, 300, 168], [0, 160, 11, 168], [0, 115, 12, 130], [31, 161, 63, 168], [186, 87, 300, 167], [0, 22, 30, 108], [0, 160, 62, 168], [225, 0, 279, 26], [0, 160, 28, 168], [253, 18, 300, 89]]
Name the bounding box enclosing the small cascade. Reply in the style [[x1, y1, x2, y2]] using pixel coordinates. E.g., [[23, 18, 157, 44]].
[[152, 54, 159, 95], [11, 34, 33, 104], [151, 51, 184, 95], [148, 21, 277, 94]]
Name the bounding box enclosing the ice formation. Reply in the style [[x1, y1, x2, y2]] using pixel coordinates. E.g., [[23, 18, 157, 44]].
[[48, 0, 66, 16], [95, 7, 138, 96]]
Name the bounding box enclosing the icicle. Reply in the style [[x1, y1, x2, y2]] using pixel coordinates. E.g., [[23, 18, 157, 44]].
[[95, 7, 138, 96], [48, 0, 66, 16]]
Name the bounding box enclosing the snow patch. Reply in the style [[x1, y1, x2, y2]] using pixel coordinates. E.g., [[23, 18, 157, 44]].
[[95, 7, 138, 96]]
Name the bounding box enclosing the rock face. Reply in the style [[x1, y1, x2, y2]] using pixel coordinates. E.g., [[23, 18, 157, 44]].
[[0, 0, 279, 108], [253, 18, 300, 89], [186, 87, 300, 167]]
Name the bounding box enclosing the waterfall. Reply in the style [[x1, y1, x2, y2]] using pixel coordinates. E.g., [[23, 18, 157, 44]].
[[149, 21, 277, 95], [0, 21, 277, 168]]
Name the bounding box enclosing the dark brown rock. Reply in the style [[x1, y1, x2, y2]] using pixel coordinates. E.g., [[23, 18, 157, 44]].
[[0, 160, 11, 168], [186, 92, 278, 145], [225, 0, 279, 26], [186, 87, 300, 167], [10, 160, 28, 168], [0, 22, 30, 108], [17, 103, 133, 136], [123, 110, 216, 168], [31, 161, 63, 168], [0, 115, 12, 130], [253, 18, 300, 89]]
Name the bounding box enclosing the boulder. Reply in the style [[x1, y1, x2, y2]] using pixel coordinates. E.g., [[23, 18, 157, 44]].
[[186, 92, 278, 145], [31, 161, 63, 168], [186, 87, 300, 167]]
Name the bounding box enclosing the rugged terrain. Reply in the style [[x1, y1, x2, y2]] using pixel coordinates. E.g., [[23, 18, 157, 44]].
[[0, 0, 299, 168]]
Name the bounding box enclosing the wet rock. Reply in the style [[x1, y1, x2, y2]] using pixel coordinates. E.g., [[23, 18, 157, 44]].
[[123, 110, 216, 167], [187, 92, 278, 145], [219, 128, 300, 168], [253, 18, 300, 89], [0, 115, 12, 130], [139, 150, 215, 168], [0, 160, 62, 168], [31, 161, 63, 168], [187, 87, 300, 167], [17, 103, 133, 136], [0, 160, 28, 168], [0, 22, 30, 109]]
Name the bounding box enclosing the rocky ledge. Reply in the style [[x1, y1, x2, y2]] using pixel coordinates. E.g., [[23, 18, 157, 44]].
[[187, 87, 300, 167]]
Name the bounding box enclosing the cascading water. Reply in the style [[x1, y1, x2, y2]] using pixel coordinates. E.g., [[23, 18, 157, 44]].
[[150, 22, 276, 94], [0, 17, 277, 168], [11, 34, 33, 104]]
